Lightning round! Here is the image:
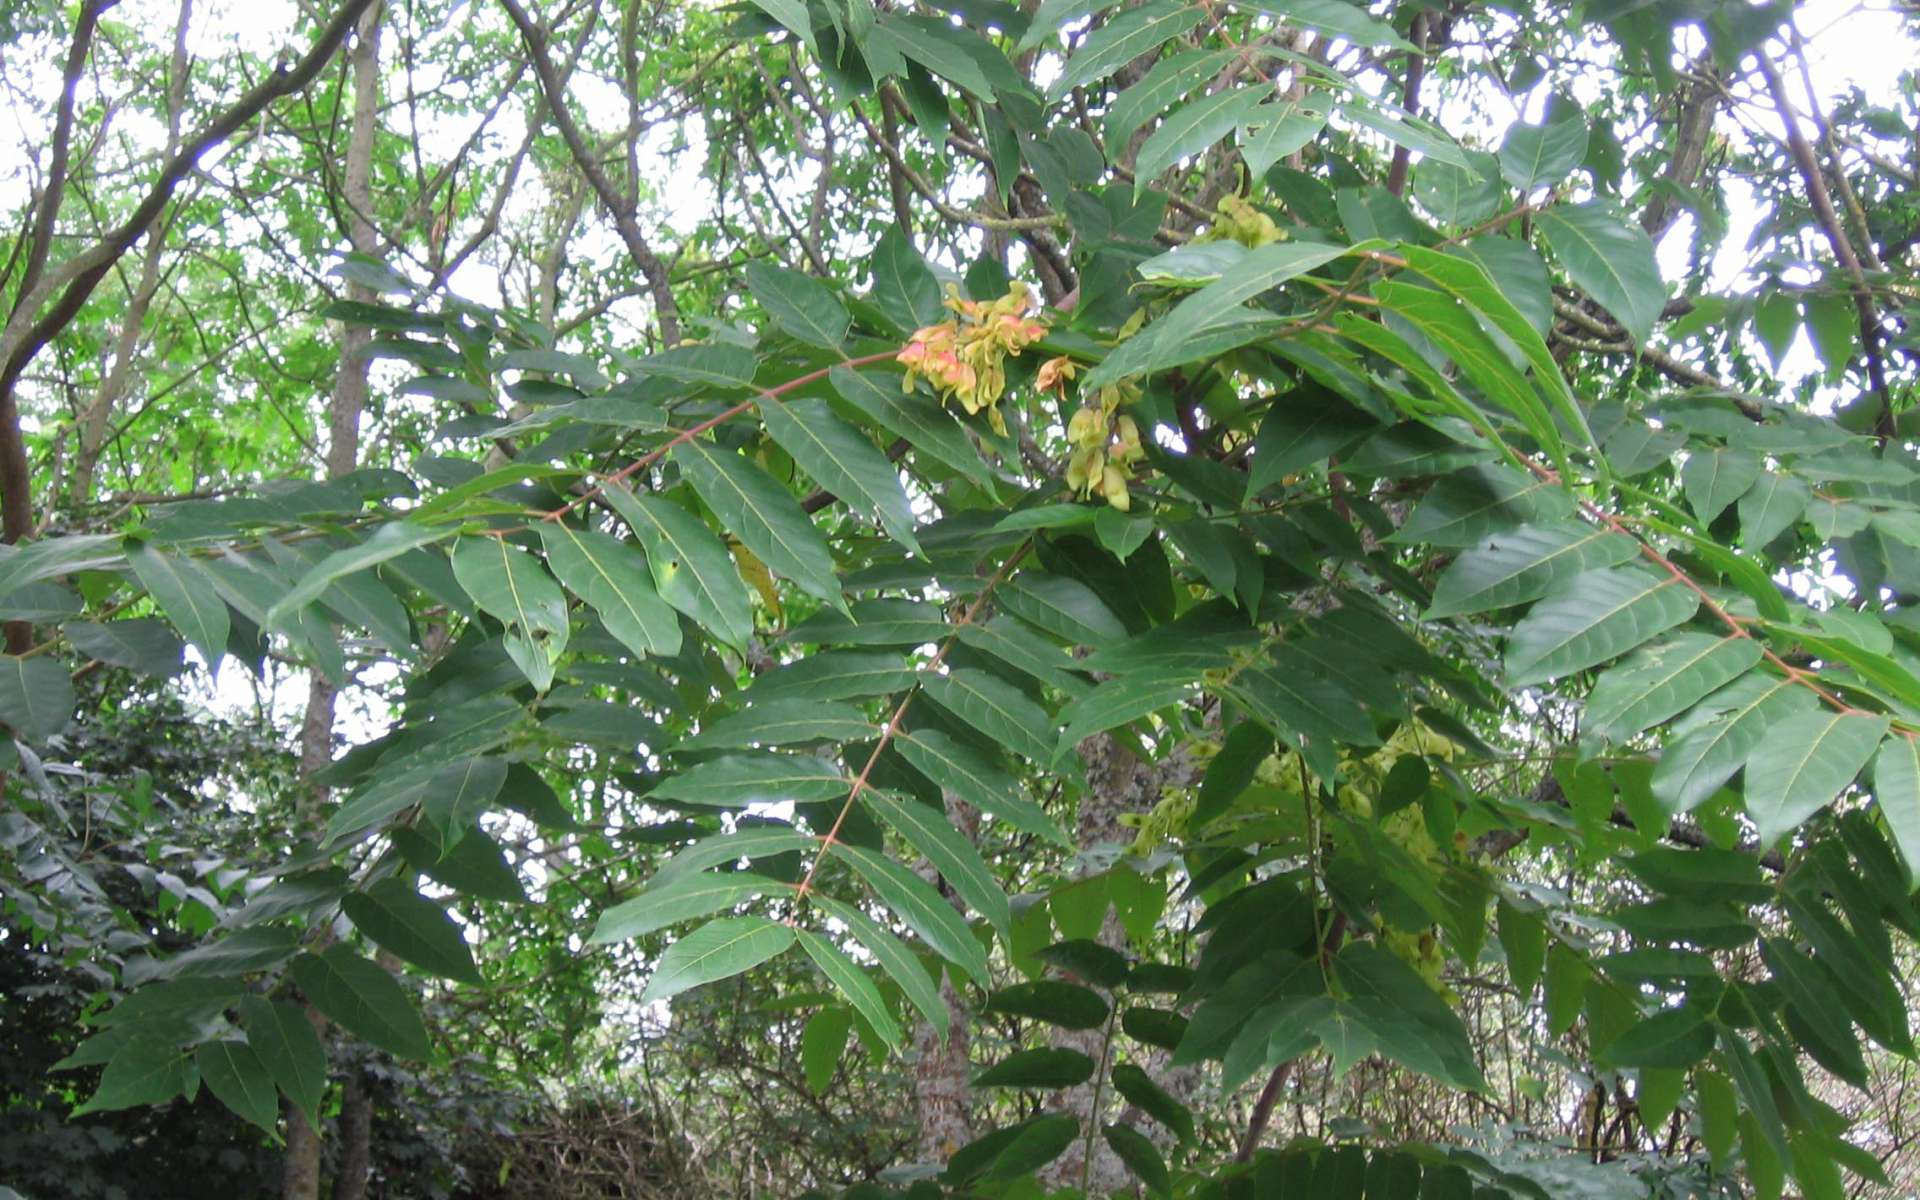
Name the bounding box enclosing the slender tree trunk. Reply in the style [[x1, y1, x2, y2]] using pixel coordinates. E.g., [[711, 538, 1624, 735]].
[[283, 6, 380, 1197], [333, 1072, 374, 1200], [911, 792, 977, 1163]]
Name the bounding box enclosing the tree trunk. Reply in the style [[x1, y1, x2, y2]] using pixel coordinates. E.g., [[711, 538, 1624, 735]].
[[911, 792, 977, 1164], [283, 5, 381, 1196], [333, 1072, 373, 1200]]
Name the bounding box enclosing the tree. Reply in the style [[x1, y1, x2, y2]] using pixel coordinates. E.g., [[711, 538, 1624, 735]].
[[2, 0, 1919, 1195]]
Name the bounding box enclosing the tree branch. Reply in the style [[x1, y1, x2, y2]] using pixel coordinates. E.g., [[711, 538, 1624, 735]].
[[500, 0, 683, 344]]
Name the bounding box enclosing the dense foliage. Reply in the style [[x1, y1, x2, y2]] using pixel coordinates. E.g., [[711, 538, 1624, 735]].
[[3, 0, 1920, 1195]]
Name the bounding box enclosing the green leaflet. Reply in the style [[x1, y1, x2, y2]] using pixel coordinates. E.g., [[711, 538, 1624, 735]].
[[450, 535, 569, 691], [265, 520, 450, 630], [127, 540, 230, 669], [1085, 241, 1352, 388], [1504, 566, 1699, 686], [984, 980, 1110, 1029], [1055, 674, 1194, 750], [392, 827, 527, 904], [537, 523, 682, 659], [239, 996, 327, 1132], [1239, 0, 1416, 49], [0, 654, 74, 744], [801, 1006, 851, 1093], [1372, 278, 1562, 469], [1535, 201, 1666, 347], [289, 946, 433, 1060], [602, 484, 754, 650], [759, 396, 923, 554], [648, 752, 850, 808], [195, 1040, 281, 1135], [420, 756, 509, 851], [342, 878, 483, 984], [1872, 731, 1920, 882], [796, 929, 904, 1050], [1426, 521, 1638, 618], [742, 262, 848, 347], [639, 916, 797, 1005], [1244, 387, 1378, 497], [1047, 0, 1207, 101], [589, 872, 785, 944], [829, 365, 993, 486], [1391, 464, 1574, 548], [1133, 86, 1270, 195], [922, 668, 1056, 764], [678, 699, 876, 751], [1103, 50, 1233, 153], [1497, 116, 1588, 191], [835, 842, 990, 984], [895, 728, 1071, 846], [1238, 94, 1330, 179], [997, 572, 1126, 645], [869, 225, 943, 330], [1582, 633, 1764, 743], [862, 789, 1009, 936], [1743, 710, 1888, 849], [811, 894, 949, 1039], [1595, 1007, 1713, 1070], [1738, 474, 1811, 548], [1681, 448, 1763, 525], [1651, 674, 1820, 814], [675, 439, 844, 610], [972, 1047, 1096, 1088]]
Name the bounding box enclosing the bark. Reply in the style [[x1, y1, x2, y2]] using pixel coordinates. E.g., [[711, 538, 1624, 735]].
[[284, 6, 381, 1197], [911, 792, 976, 1163], [500, 0, 682, 345], [1040, 731, 1173, 1193], [333, 1072, 374, 1200]]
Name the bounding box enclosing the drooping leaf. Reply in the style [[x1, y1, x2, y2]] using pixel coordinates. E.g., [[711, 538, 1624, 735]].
[[676, 439, 843, 609], [195, 1040, 280, 1136], [1047, 0, 1206, 101], [239, 996, 326, 1132], [127, 541, 230, 669], [450, 536, 569, 691], [796, 928, 905, 1050], [538, 523, 682, 658], [592, 872, 784, 944], [63, 619, 186, 677], [835, 842, 990, 984], [1426, 522, 1638, 618], [984, 980, 1110, 1029], [972, 1047, 1097, 1088], [1583, 633, 1764, 743], [341, 878, 483, 984], [895, 728, 1071, 846], [1498, 115, 1589, 191], [863, 790, 1009, 935], [290, 946, 433, 1060], [922, 668, 1057, 764], [603, 484, 754, 650], [760, 396, 923, 554], [1652, 674, 1820, 814], [830, 365, 994, 486]]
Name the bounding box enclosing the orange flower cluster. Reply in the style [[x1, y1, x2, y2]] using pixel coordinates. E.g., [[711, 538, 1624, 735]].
[[896, 282, 1049, 437]]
